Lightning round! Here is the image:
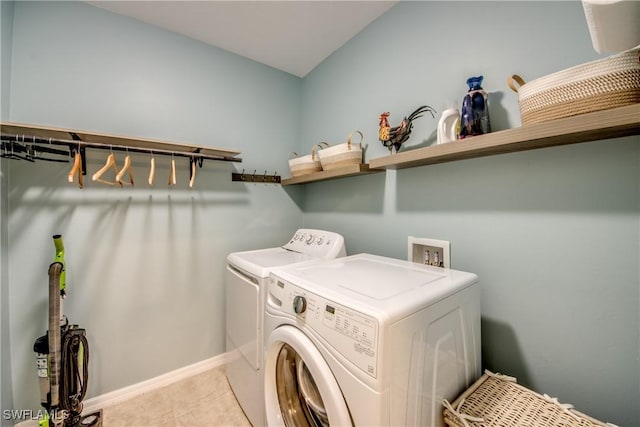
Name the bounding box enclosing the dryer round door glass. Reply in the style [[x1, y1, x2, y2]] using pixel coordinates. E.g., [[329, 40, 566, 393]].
[[265, 326, 353, 427], [276, 344, 328, 426]]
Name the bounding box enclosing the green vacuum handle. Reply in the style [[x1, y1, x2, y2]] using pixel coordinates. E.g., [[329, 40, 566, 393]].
[[52, 234, 66, 292]]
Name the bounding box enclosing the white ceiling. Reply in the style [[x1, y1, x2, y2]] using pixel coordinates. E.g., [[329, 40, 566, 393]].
[[88, 1, 397, 77]]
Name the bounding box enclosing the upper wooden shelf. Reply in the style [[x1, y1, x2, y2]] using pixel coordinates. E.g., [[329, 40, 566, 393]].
[[369, 103, 640, 170], [281, 163, 379, 185], [1, 121, 242, 161]]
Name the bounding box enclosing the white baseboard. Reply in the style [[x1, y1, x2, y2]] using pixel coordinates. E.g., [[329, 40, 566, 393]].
[[82, 352, 229, 414], [15, 353, 229, 427]]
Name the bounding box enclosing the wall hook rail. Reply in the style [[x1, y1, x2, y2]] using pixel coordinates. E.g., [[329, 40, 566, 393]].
[[232, 170, 281, 184]]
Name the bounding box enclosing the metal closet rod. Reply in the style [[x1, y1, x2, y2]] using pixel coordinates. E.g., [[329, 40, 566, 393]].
[[0, 133, 242, 163]]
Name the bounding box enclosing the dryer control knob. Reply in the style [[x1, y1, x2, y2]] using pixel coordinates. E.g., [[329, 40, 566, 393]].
[[292, 295, 307, 314]]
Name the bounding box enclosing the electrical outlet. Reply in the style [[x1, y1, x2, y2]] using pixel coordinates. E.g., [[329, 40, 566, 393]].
[[408, 237, 451, 268]]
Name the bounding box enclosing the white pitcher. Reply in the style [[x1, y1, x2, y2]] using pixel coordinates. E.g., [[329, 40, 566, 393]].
[[437, 108, 460, 144]]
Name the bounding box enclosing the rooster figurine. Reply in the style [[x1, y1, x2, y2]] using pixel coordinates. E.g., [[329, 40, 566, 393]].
[[378, 105, 436, 153]]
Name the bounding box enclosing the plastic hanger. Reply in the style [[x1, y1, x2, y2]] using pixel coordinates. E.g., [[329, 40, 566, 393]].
[[148, 153, 155, 186], [115, 153, 134, 186], [168, 156, 176, 186], [92, 151, 122, 187], [67, 146, 83, 188]]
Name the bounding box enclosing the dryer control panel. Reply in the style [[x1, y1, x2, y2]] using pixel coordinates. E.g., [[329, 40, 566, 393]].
[[282, 229, 346, 259], [267, 275, 379, 379]]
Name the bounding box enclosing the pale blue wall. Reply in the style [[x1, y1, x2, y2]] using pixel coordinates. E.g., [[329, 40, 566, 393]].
[[300, 2, 639, 426], [1, 2, 15, 425], [4, 0, 303, 414], [3, 1, 639, 426]]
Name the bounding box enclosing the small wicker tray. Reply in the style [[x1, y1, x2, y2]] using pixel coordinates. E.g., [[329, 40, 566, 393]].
[[443, 370, 616, 427]]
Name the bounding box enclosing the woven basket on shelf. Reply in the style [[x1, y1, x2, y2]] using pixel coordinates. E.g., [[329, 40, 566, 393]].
[[508, 47, 640, 125], [317, 130, 363, 170], [288, 142, 329, 177], [443, 370, 614, 427]]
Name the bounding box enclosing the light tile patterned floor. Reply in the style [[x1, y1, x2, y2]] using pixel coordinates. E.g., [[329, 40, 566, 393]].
[[101, 366, 252, 427]]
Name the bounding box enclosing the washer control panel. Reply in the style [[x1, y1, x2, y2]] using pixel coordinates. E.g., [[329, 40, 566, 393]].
[[267, 275, 379, 379], [282, 229, 346, 259]]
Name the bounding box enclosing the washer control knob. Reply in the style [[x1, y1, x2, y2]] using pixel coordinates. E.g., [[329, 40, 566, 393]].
[[292, 295, 307, 314], [306, 235, 315, 245]]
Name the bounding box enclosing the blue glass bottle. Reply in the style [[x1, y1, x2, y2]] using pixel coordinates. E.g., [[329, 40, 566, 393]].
[[460, 76, 491, 139]]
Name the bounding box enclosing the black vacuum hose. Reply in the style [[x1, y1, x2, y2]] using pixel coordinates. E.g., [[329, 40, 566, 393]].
[[59, 328, 89, 415]]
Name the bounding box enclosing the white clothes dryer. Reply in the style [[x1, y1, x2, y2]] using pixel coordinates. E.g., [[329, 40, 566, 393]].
[[225, 229, 346, 427], [264, 253, 481, 427]]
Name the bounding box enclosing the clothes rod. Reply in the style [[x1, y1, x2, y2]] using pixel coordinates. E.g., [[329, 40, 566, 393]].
[[1, 133, 242, 163]]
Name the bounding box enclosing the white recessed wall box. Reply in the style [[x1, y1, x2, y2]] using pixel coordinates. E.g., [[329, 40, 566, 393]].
[[408, 236, 451, 268]]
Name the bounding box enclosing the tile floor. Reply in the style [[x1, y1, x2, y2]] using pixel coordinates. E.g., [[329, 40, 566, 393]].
[[101, 366, 251, 427]]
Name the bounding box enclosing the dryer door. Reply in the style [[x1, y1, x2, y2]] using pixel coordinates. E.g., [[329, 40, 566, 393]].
[[265, 325, 353, 427]]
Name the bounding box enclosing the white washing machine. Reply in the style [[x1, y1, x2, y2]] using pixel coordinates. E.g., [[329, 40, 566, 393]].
[[264, 253, 481, 427], [225, 229, 346, 427]]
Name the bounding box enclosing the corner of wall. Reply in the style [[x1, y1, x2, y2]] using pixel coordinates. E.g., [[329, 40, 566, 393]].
[[1, 1, 15, 425], [1, 0, 14, 120]]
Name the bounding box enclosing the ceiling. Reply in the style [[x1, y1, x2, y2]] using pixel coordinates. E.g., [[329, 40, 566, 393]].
[[88, 1, 397, 78]]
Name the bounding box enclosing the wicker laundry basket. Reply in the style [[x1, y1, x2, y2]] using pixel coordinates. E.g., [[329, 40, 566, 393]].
[[508, 47, 640, 125], [443, 370, 616, 427]]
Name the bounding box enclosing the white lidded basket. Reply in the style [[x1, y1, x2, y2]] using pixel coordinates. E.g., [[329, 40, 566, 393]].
[[508, 47, 640, 125], [288, 142, 329, 177], [317, 131, 364, 171]]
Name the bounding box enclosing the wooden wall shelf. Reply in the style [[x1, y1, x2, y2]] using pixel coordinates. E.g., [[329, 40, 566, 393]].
[[1, 121, 242, 162], [369, 104, 640, 170], [281, 163, 379, 185]]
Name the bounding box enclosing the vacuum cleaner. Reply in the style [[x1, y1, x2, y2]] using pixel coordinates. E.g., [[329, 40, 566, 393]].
[[33, 235, 100, 427]]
